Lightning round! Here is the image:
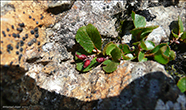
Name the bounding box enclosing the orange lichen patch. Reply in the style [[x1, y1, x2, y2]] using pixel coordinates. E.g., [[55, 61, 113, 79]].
[[0, 1, 55, 67]]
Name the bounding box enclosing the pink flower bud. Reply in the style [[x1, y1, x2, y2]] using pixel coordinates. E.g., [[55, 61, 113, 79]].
[[75, 53, 87, 60], [84, 60, 91, 68], [96, 57, 105, 63]]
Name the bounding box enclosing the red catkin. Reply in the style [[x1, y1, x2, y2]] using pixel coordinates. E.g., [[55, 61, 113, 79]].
[[75, 53, 87, 60], [96, 57, 105, 63], [84, 59, 91, 68]]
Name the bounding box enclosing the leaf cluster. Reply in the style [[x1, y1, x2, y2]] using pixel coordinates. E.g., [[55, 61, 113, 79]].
[[171, 16, 186, 44], [122, 11, 176, 64], [75, 11, 176, 73]]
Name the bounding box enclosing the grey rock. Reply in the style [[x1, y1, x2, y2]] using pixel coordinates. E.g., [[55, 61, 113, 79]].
[[1, 1, 186, 110], [155, 95, 186, 110], [148, 5, 186, 37], [146, 22, 167, 44], [1, 1, 14, 16]]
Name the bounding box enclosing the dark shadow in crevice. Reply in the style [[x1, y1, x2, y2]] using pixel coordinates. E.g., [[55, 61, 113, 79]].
[[1, 65, 184, 110], [46, 1, 75, 15]]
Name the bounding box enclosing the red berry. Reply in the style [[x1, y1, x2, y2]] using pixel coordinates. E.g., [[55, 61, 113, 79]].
[[96, 57, 105, 63], [84, 60, 91, 68], [75, 53, 87, 60]]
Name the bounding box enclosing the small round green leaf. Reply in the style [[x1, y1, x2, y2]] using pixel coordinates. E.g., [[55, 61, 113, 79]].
[[169, 50, 176, 61], [119, 44, 131, 54], [144, 40, 155, 50], [86, 24, 102, 50], [177, 76, 186, 93], [103, 60, 119, 73], [75, 26, 94, 53], [151, 43, 167, 54], [161, 45, 170, 57], [178, 16, 184, 33], [103, 42, 116, 56], [111, 46, 122, 61], [140, 26, 159, 39], [140, 40, 147, 50], [171, 29, 179, 38], [138, 51, 146, 62], [154, 50, 169, 64], [122, 53, 135, 60], [131, 11, 146, 28]]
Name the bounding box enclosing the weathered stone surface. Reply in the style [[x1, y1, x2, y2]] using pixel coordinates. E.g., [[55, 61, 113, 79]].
[[148, 5, 186, 37], [1, 0, 186, 110]]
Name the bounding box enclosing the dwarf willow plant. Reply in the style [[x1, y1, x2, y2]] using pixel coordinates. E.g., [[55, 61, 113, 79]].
[[75, 11, 176, 73], [170, 16, 186, 44]]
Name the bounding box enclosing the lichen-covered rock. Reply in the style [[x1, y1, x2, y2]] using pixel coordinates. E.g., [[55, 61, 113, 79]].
[[1, 1, 186, 110], [0, 1, 55, 68]]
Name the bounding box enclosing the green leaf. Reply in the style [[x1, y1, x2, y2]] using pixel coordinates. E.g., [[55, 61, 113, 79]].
[[154, 50, 169, 64], [122, 53, 135, 60], [76, 57, 98, 72], [181, 31, 186, 43], [103, 60, 119, 73], [151, 43, 167, 54], [111, 46, 122, 61], [119, 44, 131, 54], [140, 40, 147, 50], [131, 11, 146, 28], [140, 26, 159, 39], [86, 24, 102, 50], [138, 51, 147, 62], [178, 16, 184, 33], [169, 50, 176, 61], [103, 42, 116, 56], [130, 28, 144, 41], [144, 40, 155, 50], [130, 26, 159, 41], [177, 76, 186, 93], [171, 29, 179, 38], [75, 26, 94, 53], [160, 45, 170, 57]]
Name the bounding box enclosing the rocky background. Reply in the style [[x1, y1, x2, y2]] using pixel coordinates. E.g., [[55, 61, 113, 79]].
[[1, 0, 186, 110]]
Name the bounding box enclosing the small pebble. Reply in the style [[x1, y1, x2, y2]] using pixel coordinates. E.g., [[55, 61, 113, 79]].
[[36, 21, 39, 24], [29, 15, 32, 19]]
